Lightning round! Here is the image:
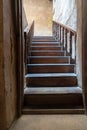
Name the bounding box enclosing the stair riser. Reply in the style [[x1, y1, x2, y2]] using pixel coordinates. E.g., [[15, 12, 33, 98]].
[[24, 94, 83, 107], [31, 52, 64, 56], [32, 43, 60, 46], [32, 38, 56, 42], [26, 77, 77, 87], [32, 47, 62, 51], [30, 58, 69, 64], [33, 37, 55, 39], [27, 66, 74, 73]]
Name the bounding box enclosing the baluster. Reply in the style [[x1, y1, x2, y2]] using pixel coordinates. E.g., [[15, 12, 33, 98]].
[[60, 26, 61, 44], [65, 29, 67, 56], [75, 34, 76, 64], [62, 27, 64, 50], [67, 31, 70, 56], [70, 32, 73, 63], [61, 27, 63, 45]]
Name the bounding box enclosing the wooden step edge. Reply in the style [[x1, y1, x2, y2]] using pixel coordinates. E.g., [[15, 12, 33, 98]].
[[29, 56, 69, 58], [24, 87, 82, 95], [32, 42, 60, 44], [25, 73, 77, 78], [30, 50, 64, 52], [27, 64, 75, 66], [22, 108, 85, 115], [33, 36, 55, 39], [30, 45, 62, 48]]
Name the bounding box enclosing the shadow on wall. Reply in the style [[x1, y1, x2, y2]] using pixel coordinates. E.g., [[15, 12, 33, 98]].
[[23, 0, 53, 36]]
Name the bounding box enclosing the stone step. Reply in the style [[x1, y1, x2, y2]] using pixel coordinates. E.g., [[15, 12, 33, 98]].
[[31, 50, 65, 56], [24, 87, 83, 108], [25, 73, 77, 87], [29, 56, 69, 64], [27, 64, 75, 73]]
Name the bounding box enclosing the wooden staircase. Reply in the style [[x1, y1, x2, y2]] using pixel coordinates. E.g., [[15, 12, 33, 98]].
[[23, 36, 84, 114]]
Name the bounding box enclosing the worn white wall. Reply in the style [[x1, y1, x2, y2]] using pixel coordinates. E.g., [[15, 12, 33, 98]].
[[53, 0, 77, 30]]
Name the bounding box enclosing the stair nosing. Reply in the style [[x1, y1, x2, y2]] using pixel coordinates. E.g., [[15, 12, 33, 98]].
[[31, 46, 61, 48], [25, 73, 77, 78], [31, 50, 64, 52], [29, 56, 69, 58], [27, 64, 75, 66], [24, 87, 82, 95]]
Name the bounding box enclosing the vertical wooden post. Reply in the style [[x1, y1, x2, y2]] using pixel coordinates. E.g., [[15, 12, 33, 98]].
[[62, 27, 64, 49], [70, 32, 73, 63], [65, 29, 67, 55], [60, 26, 61, 44]]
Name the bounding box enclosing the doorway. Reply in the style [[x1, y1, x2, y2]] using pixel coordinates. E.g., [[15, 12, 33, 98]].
[[18, 0, 87, 114]]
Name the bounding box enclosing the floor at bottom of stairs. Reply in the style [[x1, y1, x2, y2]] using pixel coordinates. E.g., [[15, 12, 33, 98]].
[[10, 115, 87, 130]]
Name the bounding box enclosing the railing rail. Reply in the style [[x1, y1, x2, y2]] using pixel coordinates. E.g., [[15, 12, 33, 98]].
[[24, 20, 34, 73], [53, 21, 77, 64]]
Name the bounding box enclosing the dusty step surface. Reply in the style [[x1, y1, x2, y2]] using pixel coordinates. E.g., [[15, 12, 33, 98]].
[[29, 56, 69, 64], [24, 87, 83, 108], [27, 64, 75, 73], [26, 73, 77, 87], [31, 50, 65, 56], [31, 46, 62, 51]]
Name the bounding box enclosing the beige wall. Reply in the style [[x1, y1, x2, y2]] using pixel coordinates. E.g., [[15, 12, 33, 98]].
[[53, 0, 77, 31], [23, 0, 53, 36]]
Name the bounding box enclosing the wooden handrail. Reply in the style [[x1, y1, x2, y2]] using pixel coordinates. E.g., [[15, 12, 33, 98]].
[[53, 20, 77, 64], [24, 20, 34, 73], [53, 21, 77, 35]]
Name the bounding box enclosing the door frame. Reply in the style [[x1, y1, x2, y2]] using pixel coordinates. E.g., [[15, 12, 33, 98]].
[[16, 0, 24, 117], [16, 0, 87, 115]]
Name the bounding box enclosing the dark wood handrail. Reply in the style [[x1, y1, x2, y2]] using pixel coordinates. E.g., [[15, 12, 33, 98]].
[[53, 20, 77, 64], [24, 20, 34, 73], [53, 21, 77, 35]]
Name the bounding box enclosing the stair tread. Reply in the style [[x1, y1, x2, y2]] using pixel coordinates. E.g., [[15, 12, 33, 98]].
[[31, 50, 64, 52], [24, 87, 82, 94], [27, 64, 75, 66], [31, 46, 61, 47], [22, 107, 84, 115], [32, 42, 60, 44], [25, 73, 76, 78], [29, 56, 68, 58]]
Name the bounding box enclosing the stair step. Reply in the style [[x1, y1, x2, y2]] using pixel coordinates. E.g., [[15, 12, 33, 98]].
[[29, 56, 69, 64], [24, 87, 82, 94], [31, 46, 62, 51], [24, 87, 83, 108], [32, 42, 60, 46], [22, 108, 85, 114], [27, 64, 75, 73], [31, 50, 65, 56], [26, 73, 77, 87], [32, 36, 57, 42]]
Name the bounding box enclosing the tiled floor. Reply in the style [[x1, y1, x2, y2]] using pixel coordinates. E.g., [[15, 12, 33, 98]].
[[11, 115, 87, 130], [23, 0, 53, 36]]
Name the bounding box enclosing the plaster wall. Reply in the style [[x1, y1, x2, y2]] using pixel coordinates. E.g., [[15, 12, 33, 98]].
[[53, 0, 77, 30], [23, 0, 53, 36]]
